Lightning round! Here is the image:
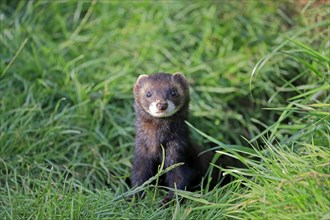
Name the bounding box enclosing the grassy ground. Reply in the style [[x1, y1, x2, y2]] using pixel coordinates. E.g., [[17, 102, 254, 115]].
[[0, 1, 329, 219]]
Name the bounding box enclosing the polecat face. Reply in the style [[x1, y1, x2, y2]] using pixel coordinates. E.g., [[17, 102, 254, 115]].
[[134, 73, 189, 118]]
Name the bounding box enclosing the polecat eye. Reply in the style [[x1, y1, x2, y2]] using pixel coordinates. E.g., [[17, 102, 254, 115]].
[[170, 90, 177, 97], [146, 91, 152, 97]]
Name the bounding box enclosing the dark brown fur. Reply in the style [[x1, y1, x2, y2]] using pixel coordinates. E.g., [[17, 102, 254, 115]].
[[131, 72, 220, 204]]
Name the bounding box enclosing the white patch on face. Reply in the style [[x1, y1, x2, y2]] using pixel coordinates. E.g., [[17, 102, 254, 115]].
[[147, 100, 177, 117]]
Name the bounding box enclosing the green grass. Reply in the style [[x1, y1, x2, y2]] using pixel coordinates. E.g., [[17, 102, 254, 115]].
[[0, 1, 329, 219]]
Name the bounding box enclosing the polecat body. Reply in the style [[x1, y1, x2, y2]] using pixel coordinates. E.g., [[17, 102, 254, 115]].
[[131, 72, 218, 204]]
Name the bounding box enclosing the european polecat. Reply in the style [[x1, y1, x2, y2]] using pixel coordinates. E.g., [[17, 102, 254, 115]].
[[131, 72, 219, 204]]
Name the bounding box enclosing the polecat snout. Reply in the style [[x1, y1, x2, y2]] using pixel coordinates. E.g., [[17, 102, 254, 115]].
[[131, 72, 217, 204]]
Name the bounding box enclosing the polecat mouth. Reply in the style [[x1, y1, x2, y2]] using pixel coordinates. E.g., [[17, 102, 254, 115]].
[[147, 100, 178, 117]]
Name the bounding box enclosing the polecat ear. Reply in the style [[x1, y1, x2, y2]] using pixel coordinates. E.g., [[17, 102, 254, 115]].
[[172, 72, 189, 91], [173, 72, 185, 79], [137, 74, 149, 82], [134, 74, 149, 93]]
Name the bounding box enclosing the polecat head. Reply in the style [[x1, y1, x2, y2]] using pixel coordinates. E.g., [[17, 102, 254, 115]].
[[134, 72, 190, 118]]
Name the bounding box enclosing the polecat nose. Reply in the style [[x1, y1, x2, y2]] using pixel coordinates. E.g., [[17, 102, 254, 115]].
[[156, 102, 168, 110]]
